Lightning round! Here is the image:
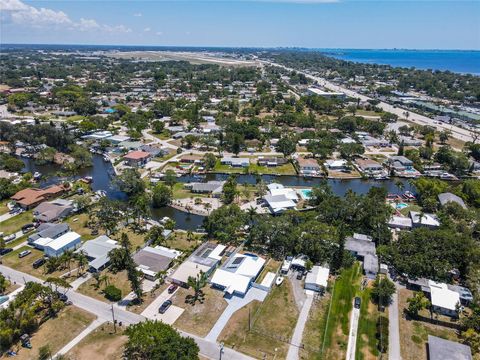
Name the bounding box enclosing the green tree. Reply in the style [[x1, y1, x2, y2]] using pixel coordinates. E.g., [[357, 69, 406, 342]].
[[152, 121, 165, 134], [152, 184, 172, 208], [124, 320, 199, 359], [186, 271, 207, 305], [202, 153, 217, 171], [371, 276, 396, 307], [104, 284, 122, 302], [114, 168, 145, 196], [277, 135, 297, 158], [146, 226, 166, 246], [406, 291, 430, 317], [221, 175, 237, 205], [164, 169, 177, 189]]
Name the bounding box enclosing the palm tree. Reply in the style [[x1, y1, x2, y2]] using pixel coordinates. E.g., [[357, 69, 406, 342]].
[[76, 251, 89, 277], [186, 271, 207, 305], [204, 202, 212, 215], [99, 274, 110, 288], [186, 230, 194, 243]]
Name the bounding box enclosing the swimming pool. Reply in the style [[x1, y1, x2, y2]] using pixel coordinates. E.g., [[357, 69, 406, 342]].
[[396, 203, 408, 209], [298, 188, 312, 200]]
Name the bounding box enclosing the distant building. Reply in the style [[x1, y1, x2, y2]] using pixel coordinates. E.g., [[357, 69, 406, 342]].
[[221, 157, 250, 167], [11, 185, 66, 209], [438, 193, 467, 209], [428, 335, 472, 360], [345, 233, 378, 279], [33, 199, 74, 222], [355, 159, 384, 176], [297, 157, 321, 176], [123, 150, 151, 167], [307, 87, 345, 99], [257, 157, 287, 167]]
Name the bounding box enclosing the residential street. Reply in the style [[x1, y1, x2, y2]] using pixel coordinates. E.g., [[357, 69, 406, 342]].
[[0, 265, 255, 360]]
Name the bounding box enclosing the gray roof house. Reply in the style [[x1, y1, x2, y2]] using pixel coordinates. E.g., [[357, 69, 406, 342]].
[[438, 192, 467, 209], [345, 233, 379, 279], [28, 223, 70, 245], [33, 199, 74, 222], [77, 235, 119, 272], [427, 335, 472, 360], [188, 181, 225, 195]]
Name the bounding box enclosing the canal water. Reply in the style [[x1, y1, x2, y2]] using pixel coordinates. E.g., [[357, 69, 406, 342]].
[[22, 155, 414, 230]]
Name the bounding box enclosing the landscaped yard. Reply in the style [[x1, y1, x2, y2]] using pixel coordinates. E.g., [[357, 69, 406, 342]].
[[398, 288, 461, 360], [212, 160, 296, 176], [171, 286, 228, 337], [7, 306, 95, 360], [67, 322, 127, 360], [1, 210, 33, 235], [77, 270, 133, 303], [219, 279, 299, 359]]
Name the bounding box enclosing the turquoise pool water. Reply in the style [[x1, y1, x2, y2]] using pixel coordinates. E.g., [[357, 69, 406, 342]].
[[396, 203, 408, 209], [299, 189, 312, 200]]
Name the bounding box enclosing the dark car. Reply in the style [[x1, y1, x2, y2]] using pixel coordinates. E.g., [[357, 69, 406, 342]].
[[56, 292, 68, 302], [168, 284, 178, 294], [354, 297, 361, 309], [22, 224, 35, 233], [32, 258, 45, 269], [296, 272, 304, 280], [0, 248, 13, 255], [159, 300, 172, 314]]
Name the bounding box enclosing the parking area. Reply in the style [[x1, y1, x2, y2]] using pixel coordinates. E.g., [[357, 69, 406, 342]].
[[140, 285, 184, 325]]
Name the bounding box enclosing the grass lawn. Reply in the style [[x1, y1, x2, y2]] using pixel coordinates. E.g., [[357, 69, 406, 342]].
[[300, 291, 331, 359], [248, 162, 297, 176], [149, 130, 171, 140], [8, 306, 95, 360], [5, 234, 29, 249], [0, 200, 10, 215], [256, 258, 281, 284], [65, 213, 98, 240], [171, 182, 207, 200], [67, 322, 127, 360], [171, 286, 228, 337], [219, 279, 299, 359], [165, 231, 203, 252], [113, 228, 146, 250], [327, 169, 362, 179], [321, 263, 362, 360], [77, 270, 133, 303], [1, 211, 33, 235], [1, 246, 68, 280], [398, 288, 461, 360]]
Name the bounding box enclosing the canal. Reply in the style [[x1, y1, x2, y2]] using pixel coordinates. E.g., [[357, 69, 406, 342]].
[[22, 155, 415, 230]]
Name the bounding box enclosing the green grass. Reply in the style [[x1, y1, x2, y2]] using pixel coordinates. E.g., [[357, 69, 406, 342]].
[[355, 287, 381, 360], [399, 204, 421, 216], [212, 160, 296, 175], [1, 210, 33, 235], [0, 200, 10, 215]]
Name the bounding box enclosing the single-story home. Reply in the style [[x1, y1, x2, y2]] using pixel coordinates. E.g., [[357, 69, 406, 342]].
[[410, 211, 440, 228], [33, 199, 74, 223], [123, 150, 151, 167], [355, 159, 384, 174], [188, 181, 225, 196], [210, 253, 266, 296], [263, 194, 296, 214], [11, 185, 66, 209], [169, 242, 225, 286], [77, 235, 119, 272], [324, 159, 348, 170], [297, 157, 321, 176], [429, 280, 460, 317], [28, 223, 70, 246], [345, 233, 379, 279], [305, 266, 329, 293], [134, 246, 181, 280], [43, 231, 82, 257], [257, 157, 287, 167], [428, 335, 472, 360], [221, 157, 250, 167], [387, 215, 413, 230]]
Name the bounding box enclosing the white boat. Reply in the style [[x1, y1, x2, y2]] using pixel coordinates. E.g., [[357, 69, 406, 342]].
[[33, 172, 42, 180], [275, 276, 284, 286], [160, 216, 171, 225], [95, 190, 107, 198]]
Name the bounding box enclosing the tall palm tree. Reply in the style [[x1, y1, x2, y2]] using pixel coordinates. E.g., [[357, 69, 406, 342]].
[[186, 271, 207, 305], [76, 251, 89, 276]]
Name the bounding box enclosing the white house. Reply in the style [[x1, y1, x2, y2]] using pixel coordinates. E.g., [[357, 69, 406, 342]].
[[305, 266, 330, 293], [429, 280, 460, 317], [44, 231, 81, 257]]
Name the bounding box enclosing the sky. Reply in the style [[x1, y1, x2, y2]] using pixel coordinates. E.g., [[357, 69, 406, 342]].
[[1, 0, 479, 49]]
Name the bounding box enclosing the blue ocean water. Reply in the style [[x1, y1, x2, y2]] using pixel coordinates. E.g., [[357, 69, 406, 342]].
[[321, 49, 480, 75]]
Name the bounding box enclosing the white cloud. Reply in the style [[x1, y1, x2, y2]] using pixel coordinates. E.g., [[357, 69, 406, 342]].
[[144, 27, 151, 32], [0, 0, 132, 33], [156, 31, 163, 36], [133, 12, 142, 17]]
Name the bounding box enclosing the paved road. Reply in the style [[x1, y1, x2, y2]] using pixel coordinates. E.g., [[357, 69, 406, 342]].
[[389, 277, 402, 360], [345, 305, 360, 360], [0, 265, 254, 360], [286, 294, 314, 360], [263, 61, 477, 143]]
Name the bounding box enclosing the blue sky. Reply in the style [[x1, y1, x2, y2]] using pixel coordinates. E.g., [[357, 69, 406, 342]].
[[1, 0, 479, 49]]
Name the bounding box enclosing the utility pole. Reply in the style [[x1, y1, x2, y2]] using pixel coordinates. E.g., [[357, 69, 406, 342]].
[[111, 304, 117, 333], [219, 342, 224, 360]]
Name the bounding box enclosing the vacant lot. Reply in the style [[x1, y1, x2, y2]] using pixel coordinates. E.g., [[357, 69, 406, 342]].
[[165, 230, 203, 252], [172, 286, 228, 337], [219, 279, 299, 359], [77, 270, 132, 303], [6, 306, 95, 360], [65, 213, 97, 240], [67, 322, 127, 360], [127, 282, 169, 314], [1, 211, 32, 235], [398, 288, 461, 360], [321, 263, 362, 360]]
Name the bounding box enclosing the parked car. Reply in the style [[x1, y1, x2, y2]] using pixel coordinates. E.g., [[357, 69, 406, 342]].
[[0, 248, 13, 255], [18, 250, 31, 258], [32, 258, 45, 269], [22, 224, 35, 233], [56, 292, 68, 302], [354, 297, 361, 309], [158, 300, 172, 314], [296, 271, 304, 280], [168, 284, 178, 294], [3, 234, 16, 242]]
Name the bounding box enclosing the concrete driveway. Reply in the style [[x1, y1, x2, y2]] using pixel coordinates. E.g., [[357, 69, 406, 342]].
[[346, 305, 361, 360], [141, 285, 184, 325]]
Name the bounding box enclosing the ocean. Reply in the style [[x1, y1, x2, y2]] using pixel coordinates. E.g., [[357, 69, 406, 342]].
[[321, 49, 480, 75]]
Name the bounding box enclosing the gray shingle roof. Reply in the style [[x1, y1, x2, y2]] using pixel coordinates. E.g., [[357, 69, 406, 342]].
[[428, 335, 472, 360]]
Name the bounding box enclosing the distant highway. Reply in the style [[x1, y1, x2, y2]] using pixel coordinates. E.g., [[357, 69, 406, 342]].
[[263, 61, 477, 144]]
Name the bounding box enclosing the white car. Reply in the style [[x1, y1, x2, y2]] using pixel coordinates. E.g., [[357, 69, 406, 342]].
[[3, 234, 16, 242]]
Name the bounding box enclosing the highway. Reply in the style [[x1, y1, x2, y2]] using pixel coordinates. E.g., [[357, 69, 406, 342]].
[[0, 265, 254, 360], [263, 61, 477, 144]]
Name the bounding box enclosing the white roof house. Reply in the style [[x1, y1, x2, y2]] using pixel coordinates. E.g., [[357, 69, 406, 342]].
[[44, 231, 81, 257], [305, 266, 330, 293], [410, 211, 440, 228], [324, 160, 347, 169], [387, 215, 413, 230], [267, 183, 284, 191], [263, 194, 296, 214], [429, 280, 460, 317], [211, 253, 266, 296], [269, 187, 299, 202]]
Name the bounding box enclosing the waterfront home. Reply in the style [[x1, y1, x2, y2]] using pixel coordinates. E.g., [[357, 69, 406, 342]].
[[169, 242, 226, 287], [263, 194, 296, 214], [305, 266, 329, 294], [11, 185, 66, 209], [297, 157, 321, 176], [410, 211, 440, 228], [180, 154, 204, 164], [257, 156, 287, 167], [387, 156, 421, 177], [187, 181, 225, 196], [324, 159, 348, 170], [78, 235, 119, 272], [106, 135, 131, 144], [221, 157, 250, 167], [33, 199, 74, 223], [139, 145, 167, 158], [355, 158, 384, 175], [345, 233, 378, 279], [123, 150, 151, 167], [387, 215, 413, 230], [134, 246, 181, 281], [43, 231, 82, 257], [82, 130, 113, 140], [210, 252, 265, 297]]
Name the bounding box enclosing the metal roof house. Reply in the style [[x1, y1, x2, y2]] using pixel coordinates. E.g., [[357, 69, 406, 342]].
[[44, 231, 82, 257], [305, 266, 330, 293], [134, 246, 181, 280], [428, 335, 472, 360], [28, 223, 70, 246], [345, 233, 379, 279], [77, 235, 119, 272]]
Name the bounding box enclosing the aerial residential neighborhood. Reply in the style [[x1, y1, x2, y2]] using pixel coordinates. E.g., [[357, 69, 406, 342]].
[[0, 1, 479, 360]]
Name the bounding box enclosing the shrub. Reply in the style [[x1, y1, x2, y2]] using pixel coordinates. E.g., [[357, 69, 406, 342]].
[[104, 285, 122, 302]]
